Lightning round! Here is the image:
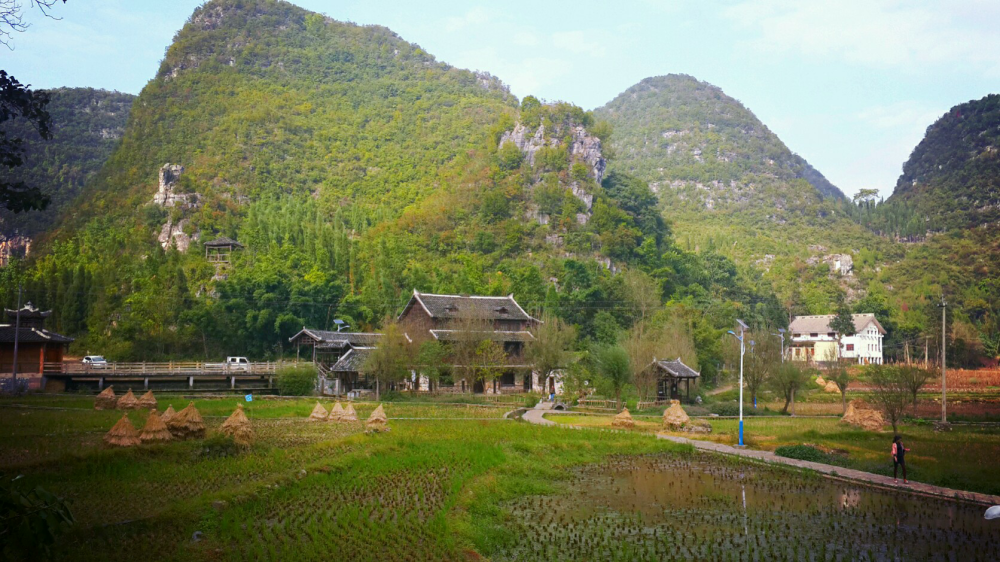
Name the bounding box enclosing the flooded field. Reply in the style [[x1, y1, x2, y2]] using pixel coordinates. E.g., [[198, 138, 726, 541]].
[[495, 454, 998, 561]]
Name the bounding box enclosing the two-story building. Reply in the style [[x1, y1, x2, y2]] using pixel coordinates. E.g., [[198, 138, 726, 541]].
[[787, 313, 885, 365], [397, 290, 540, 393]]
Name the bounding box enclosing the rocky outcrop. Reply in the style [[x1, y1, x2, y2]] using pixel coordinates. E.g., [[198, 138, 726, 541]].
[[158, 219, 199, 252], [0, 235, 31, 266], [499, 123, 549, 167], [152, 164, 201, 209], [569, 126, 606, 184]]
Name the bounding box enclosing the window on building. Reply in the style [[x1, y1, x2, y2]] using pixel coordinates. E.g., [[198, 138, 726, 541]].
[[827, 332, 836, 337], [810, 333, 818, 338], [846, 344, 855, 351]]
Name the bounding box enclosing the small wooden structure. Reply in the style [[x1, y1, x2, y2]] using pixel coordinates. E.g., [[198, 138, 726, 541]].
[[645, 357, 701, 402], [204, 236, 243, 264]]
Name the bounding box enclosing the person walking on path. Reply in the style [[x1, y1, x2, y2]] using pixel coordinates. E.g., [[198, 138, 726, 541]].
[[892, 435, 910, 484]]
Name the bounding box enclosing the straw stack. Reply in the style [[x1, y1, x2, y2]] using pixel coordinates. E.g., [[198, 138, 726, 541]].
[[167, 401, 206, 439], [328, 402, 345, 422], [824, 380, 841, 393], [161, 404, 176, 424], [220, 404, 253, 446], [342, 402, 358, 422], [365, 404, 389, 433], [95, 386, 117, 410], [104, 414, 141, 447], [140, 410, 172, 443], [611, 407, 635, 429], [117, 389, 139, 410], [309, 402, 329, 421], [662, 400, 690, 430], [137, 390, 158, 410], [815, 376, 827, 388], [841, 399, 884, 431]]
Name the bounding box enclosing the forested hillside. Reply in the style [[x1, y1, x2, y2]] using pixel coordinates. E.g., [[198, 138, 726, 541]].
[[594, 74, 892, 322], [885, 94, 1000, 231], [0, 88, 133, 260], [1, 0, 784, 372]]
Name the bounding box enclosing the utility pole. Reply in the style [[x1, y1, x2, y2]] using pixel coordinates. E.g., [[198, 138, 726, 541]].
[[11, 284, 22, 382], [939, 295, 947, 424]]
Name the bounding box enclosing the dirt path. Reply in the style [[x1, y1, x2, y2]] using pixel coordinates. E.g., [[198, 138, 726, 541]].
[[705, 384, 733, 396], [523, 407, 1000, 508]]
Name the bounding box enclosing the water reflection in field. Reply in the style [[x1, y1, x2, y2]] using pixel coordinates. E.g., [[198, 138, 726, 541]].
[[497, 454, 997, 561]]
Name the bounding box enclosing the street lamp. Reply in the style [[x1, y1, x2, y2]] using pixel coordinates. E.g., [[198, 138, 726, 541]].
[[772, 328, 786, 363], [727, 319, 749, 447], [333, 319, 350, 333]]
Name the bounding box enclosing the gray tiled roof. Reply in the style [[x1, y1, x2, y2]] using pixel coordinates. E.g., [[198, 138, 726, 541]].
[[650, 357, 700, 379], [789, 313, 885, 335], [204, 236, 243, 248], [330, 347, 374, 372], [0, 325, 74, 344], [289, 329, 382, 347], [429, 330, 535, 342], [407, 291, 533, 322]]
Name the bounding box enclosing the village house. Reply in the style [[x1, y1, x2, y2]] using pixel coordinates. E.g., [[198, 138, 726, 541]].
[[787, 313, 885, 365], [0, 303, 74, 389], [397, 290, 541, 394], [287, 328, 381, 395]]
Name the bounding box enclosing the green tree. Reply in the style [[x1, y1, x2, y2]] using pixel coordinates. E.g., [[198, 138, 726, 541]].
[[769, 362, 811, 414], [743, 328, 781, 407], [829, 298, 857, 360], [593, 345, 631, 406], [898, 365, 934, 411]]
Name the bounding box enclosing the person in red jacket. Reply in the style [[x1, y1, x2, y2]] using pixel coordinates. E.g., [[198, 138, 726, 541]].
[[892, 434, 910, 484]]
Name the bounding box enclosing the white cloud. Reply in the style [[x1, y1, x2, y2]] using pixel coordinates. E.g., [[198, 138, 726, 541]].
[[512, 30, 539, 47], [444, 7, 492, 33], [724, 0, 1000, 75], [856, 100, 943, 131], [551, 30, 607, 58]]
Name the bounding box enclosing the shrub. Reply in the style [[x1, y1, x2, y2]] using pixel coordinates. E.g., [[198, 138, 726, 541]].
[[197, 434, 242, 459], [0, 377, 29, 397], [774, 445, 827, 463], [275, 364, 318, 396], [708, 402, 740, 416]]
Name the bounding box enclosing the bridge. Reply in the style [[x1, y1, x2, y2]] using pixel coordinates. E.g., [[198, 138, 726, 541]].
[[38, 361, 300, 393]]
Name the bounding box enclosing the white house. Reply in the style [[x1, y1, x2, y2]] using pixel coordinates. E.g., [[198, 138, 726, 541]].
[[787, 313, 885, 365]]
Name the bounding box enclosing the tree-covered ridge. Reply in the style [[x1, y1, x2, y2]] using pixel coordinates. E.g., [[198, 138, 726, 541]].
[[594, 74, 845, 207], [0, 88, 133, 244], [886, 94, 1000, 230], [0, 0, 784, 374]]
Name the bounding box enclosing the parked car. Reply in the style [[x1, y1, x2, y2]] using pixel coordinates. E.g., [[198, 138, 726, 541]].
[[208, 356, 251, 372], [82, 356, 108, 369]]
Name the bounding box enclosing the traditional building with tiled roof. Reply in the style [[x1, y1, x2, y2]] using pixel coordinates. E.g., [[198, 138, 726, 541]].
[[0, 303, 74, 388], [643, 357, 701, 401]]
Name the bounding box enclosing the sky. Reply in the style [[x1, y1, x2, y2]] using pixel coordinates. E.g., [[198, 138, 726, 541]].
[[3, 0, 999, 200]]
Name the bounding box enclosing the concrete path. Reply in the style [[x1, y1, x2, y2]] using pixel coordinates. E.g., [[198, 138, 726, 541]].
[[523, 407, 1000, 508]]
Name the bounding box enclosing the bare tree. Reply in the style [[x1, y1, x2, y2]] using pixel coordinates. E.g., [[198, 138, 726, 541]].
[[866, 365, 910, 432], [744, 327, 781, 407], [620, 269, 660, 324], [624, 317, 698, 402], [362, 319, 412, 400], [1, 0, 65, 49], [525, 312, 576, 393], [473, 339, 507, 392], [898, 365, 934, 411], [826, 358, 853, 414], [448, 310, 496, 392]]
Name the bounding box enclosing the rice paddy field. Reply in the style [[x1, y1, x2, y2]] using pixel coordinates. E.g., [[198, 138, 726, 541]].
[[546, 413, 1000, 496], [2, 395, 998, 561]]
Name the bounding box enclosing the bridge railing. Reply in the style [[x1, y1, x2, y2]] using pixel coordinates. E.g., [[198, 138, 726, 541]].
[[44, 361, 291, 376]]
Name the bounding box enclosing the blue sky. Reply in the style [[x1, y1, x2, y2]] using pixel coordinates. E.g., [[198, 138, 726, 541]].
[[3, 0, 999, 199]]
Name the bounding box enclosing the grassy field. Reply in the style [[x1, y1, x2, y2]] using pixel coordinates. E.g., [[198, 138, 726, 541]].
[[0, 395, 688, 561], [545, 412, 1000, 496]]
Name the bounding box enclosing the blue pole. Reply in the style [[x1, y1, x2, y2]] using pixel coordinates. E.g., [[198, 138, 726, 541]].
[[739, 419, 744, 447]]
